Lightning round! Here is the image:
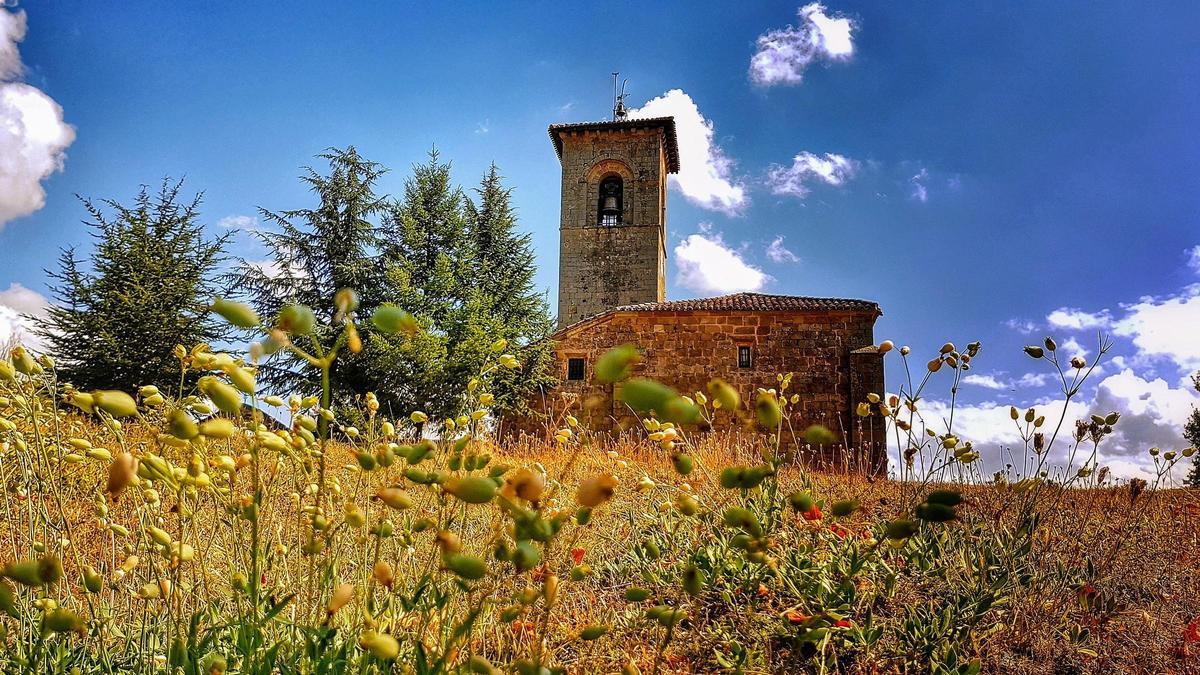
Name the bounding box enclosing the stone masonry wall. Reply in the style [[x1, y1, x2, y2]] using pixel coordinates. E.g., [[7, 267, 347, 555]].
[[508, 309, 887, 470], [557, 127, 667, 327]]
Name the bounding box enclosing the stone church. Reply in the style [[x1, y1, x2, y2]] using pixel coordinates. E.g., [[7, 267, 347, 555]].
[[516, 113, 886, 466]]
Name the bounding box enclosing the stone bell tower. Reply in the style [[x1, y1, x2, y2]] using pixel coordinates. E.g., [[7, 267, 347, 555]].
[[549, 114, 680, 327]]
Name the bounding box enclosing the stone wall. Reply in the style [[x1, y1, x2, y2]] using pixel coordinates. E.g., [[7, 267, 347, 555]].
[[556, 127, 667, 327], [507, 309, 887, 471]]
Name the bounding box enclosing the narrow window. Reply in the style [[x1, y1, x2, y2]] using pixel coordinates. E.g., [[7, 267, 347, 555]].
[[737, 346, 752, 369], [598, 177, 623, 226], [567, 358, 586, 381]]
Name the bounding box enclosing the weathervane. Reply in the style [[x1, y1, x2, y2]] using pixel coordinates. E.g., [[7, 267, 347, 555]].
[[611, 72, 628, 120]]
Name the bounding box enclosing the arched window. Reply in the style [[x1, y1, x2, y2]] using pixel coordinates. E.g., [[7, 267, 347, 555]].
[[598, 176, 623, 226]]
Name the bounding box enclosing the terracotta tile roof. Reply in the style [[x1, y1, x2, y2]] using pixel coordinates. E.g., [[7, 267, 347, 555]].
[[548, 117, 680, 174], [616, 292, 881, 315]]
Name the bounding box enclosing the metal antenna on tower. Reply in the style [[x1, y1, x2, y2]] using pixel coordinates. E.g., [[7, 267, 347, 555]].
[[612, 72, 628, 120]]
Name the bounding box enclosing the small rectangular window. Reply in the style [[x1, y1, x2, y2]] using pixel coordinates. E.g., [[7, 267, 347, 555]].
[[737, 346, 752, 369], [567, 358, 586, 381]]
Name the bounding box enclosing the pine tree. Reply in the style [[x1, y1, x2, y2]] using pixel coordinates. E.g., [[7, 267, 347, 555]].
[[37, 179, 231, 392], [463, 164, 556, 416], [231, 147, 389, 400], [1184, 373, 1200, 488]]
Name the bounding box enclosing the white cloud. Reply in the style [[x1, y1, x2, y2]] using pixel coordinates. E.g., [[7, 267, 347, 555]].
[[1046, 307, 1113, 330], [766, 152, 858, 198], [1059, 336, 1089, 358], [750, 3, 856, 87], [766, 236, 801, 263], [1005, 318, 1037, 334], [961, 372, 1051, 391], [0, 9, 76, 229], [1112, 284, 1200, 373], [1093, 369, 1200, 459], [630, 89, 748, 215], [909, 168, 929, 203], [245, 259, 308, 281], [961, 374, 1006, 390], [218, 214, 258, 230], [474, 119, 490, 135], [0, 282, 49, 352], [1186, 244, 1200, 274], [674, 232, 768, 294]]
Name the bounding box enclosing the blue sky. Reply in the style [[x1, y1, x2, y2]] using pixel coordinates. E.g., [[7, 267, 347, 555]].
[[2, 1, 1198, 478]]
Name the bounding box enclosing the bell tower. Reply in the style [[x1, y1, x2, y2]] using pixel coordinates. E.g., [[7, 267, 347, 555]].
[[549, 114, 679, 327]]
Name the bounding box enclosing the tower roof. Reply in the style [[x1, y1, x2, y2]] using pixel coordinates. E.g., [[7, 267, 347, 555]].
[[548, 117, 680, 173]]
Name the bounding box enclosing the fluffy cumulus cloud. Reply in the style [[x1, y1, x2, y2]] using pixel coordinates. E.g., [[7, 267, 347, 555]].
[[1112, 285, 1200, 374], [218, 214, 259, 230], [1186, 244, 1200, 273], [961, 372, 1051, 391], [674, 231, 768, 294], [750, 3, 856, 87], [629, 90, 747, 215], [766, 152, 858, 198], [0, 283, 49, 352], [1046, 307, 1113, 330], [0, 9, 75, 229], [766, 236, 800, 263]]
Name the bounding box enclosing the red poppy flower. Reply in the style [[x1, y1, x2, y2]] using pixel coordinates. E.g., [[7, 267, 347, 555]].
[[834, 619, 851, 628], [830, 523, 849, 539], [757, 583, 770, 598], [1185, 617, 1200, 643], [570, 547, 586, 566], [785, 610, 809, 625], [802, 504, 822, 521]]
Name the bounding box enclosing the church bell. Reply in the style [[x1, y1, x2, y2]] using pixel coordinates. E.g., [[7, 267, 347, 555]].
[[601, 195, 619, 216]]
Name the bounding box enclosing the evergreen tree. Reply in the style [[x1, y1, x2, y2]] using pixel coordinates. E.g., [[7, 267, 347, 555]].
[[37, 179, 230, 391], [1185, 373, 1200, 488], [231, 147, 389, 400], [463, 164, 556, 416]]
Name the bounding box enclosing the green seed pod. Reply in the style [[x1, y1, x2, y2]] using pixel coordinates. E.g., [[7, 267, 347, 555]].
[[671, 452, 694, 476], [375, 488, 413, 510], [371, 304, 418, 336], [595, 344, 641, 383], [0, 359, 14, 381], [654, 606, 686, 627], [407, 440, 435, 465], [576, 507, 592, 525], [618, 378, 678, 413], [642, 540, 661, 560], [226, 367, 256, 395], [361, 631, 400, 660], [926, 489, 963, 507], [624, 587, 651, 602], [211, 299, 260, 328], [885, 518, 919, 541], [722, 507, 763, 537], [803, 424, 837, 446], [580, 625, 610, 641], [277, 304, 316, 335], [42, 608, 85, 635], [719, 466, 745, 489], [356, 452, 377, 471], [0, 580, 17, 617], [10, 347, 39, 376], [915, 502, 957, 523], [830, 499, 858, 518], [682, 564, 704, 597], [674, 493, 699, 517], [511, 541, 541, 572], [167, 408, 200, 440], [199, 378, 242, 416], [739, 466, 773, 489], [706, 378, 740, 412], [93, 390, 138, 418], [755, 391, 782, 430], [1023, 345, 1044, 359], [1044, 336, 1057, 352], [199, 418, 236, 439], [787, 491, 815, 513], [444, 553, 488, 580], [404, 467, 431, 484], [443, 476, 498, 504], [199, 653, 227, 675]]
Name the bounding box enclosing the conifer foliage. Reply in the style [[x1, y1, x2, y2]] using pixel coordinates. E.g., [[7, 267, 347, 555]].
[[37, 179, 230, 391]]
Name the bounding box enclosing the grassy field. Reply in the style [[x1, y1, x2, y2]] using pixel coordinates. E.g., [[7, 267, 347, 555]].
[[1, 330, 1198, 674]]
